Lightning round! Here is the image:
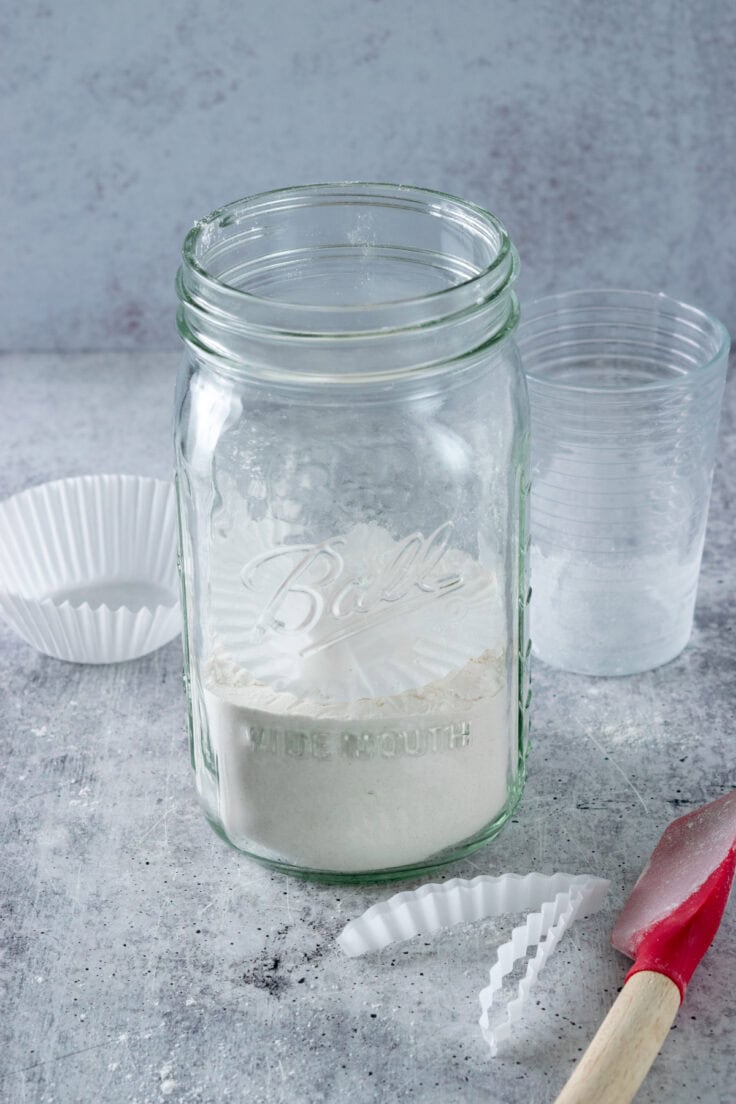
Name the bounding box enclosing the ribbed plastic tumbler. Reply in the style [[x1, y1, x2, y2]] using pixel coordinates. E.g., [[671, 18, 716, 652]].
[[518, 289, 730, 676]]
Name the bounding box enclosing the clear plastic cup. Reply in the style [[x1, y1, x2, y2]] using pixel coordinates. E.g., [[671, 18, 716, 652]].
[[518, 289, 730, 676]]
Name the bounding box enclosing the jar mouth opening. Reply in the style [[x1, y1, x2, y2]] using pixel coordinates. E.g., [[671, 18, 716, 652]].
[[519, 289, 730, 394], [179, 182, 517, 335]]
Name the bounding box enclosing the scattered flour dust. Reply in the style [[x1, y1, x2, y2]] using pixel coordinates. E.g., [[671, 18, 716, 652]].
[[201, 645, 511, 873], [159, 1062, 177, 1096]]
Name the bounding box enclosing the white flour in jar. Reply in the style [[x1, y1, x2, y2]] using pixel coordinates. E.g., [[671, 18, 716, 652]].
[[200, 520, 513, 872], [202, 647, 510, 872]]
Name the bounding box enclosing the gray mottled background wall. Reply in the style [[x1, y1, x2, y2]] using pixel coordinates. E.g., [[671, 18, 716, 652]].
[[2, 0, 735, 351]]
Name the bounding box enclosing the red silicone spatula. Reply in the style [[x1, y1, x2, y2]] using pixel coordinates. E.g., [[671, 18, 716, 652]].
[[556, 790, 736, 1104]]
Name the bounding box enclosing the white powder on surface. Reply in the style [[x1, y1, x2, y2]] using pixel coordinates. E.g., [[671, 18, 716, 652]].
[[199, 520, 513, 872]]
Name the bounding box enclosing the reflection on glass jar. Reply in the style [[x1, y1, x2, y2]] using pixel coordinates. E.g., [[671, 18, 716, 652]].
[[175, 183, 530, 882]]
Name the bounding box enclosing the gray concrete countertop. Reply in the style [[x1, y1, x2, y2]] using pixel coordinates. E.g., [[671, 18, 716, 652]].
[[1, 353, 735, 1104]]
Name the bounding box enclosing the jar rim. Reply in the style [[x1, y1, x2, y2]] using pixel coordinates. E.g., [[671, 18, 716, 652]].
[[180, 182, 516, 323]]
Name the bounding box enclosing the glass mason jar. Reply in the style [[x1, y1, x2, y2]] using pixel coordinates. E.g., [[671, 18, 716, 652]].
[[175, 184, 530, 883]]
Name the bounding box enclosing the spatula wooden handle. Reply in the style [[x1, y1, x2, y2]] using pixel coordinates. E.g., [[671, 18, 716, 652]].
[[554, 970, 681, 1104]]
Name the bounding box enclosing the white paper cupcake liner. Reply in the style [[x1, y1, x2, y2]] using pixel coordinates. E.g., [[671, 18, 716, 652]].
[[337, 871, 609, 1055], [0, 474, 181, 663]]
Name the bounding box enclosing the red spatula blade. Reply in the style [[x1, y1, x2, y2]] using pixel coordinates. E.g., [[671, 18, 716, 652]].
[[611, 791, 736, 999]]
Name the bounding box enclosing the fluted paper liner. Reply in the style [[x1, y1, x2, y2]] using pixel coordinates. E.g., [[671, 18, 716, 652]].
[[337, 871, 609, 1055], [207, 471, 505, 702], [0, 475, 181, 663]]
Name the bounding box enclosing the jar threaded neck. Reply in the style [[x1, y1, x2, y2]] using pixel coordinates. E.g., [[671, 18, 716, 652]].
[[177, 183, 519, 383]]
